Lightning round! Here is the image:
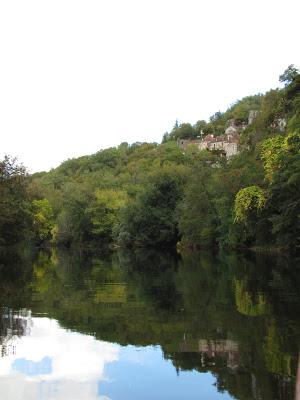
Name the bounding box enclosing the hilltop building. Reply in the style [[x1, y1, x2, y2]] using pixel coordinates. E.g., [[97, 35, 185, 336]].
[[177, 131, 239, 158], [177, 111, 260, 158], [177, 120, 240, 157], [177, 134, 239, 158]]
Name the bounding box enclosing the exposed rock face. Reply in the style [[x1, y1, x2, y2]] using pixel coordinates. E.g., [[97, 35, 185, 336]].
[[227, 119, 237, 127], [277, 118, 287, 132], [248, 110, 259, 125], [225, 125, 239, 136]]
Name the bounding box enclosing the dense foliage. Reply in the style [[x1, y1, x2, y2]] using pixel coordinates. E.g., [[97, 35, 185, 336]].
[[0, 156, 32, 245], [1, 65, 300, 253]]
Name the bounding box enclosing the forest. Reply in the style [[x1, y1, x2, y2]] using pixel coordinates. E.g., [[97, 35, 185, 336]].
[[1, 65, 300, 253]]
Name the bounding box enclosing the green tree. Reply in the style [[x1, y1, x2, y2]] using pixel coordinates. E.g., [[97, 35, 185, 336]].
[[262, 133, 300, 250], [0, 156, 31, 244], [283, 65, 300, 133], [279, 64, 299, 86], [169, 123, 197, 140], [177, 153, 218, 247], [117, 165, 188, 246], [54, 183, 92, 246], [32, 199, 55, 243], [234, 186, 267, 223], [88, 189, 128, 241]]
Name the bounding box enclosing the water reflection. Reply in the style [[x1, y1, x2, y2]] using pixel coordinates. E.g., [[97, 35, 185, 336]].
[[0, 312, 232, 400], [0, 247, 299, 399], [0, 314, 119, 400], [0, 309, 31, 357]]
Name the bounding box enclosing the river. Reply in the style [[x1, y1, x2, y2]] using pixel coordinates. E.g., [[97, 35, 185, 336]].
[[0, 247, 299, 399]]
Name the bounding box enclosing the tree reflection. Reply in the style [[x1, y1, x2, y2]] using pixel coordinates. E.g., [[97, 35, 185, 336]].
[[0, 308, 32, 357]]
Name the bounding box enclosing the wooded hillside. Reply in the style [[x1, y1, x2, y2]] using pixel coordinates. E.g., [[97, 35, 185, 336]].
[[2, 65, 299, 253]]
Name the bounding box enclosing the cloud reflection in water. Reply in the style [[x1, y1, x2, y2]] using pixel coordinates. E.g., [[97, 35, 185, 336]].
[[0, 315, 118, 400]]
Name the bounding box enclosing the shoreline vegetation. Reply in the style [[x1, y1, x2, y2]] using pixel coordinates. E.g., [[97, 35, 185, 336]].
[[1, 65, 300, 256]]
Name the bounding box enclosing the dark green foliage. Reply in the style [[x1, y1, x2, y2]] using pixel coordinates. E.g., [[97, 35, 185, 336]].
[[164, 122, 198, 141], [212, 152, 266, 247], [176, 65, 300, 251], [263, 134, 300, 251], [284, 68, 300, 134], [227, 95, 263, 122], [32, 142, 189, 248], [177, 153, 218, 247], [0, 156, 32, 245], [116, 165, 188, 246], [54, 183, 93, 245]]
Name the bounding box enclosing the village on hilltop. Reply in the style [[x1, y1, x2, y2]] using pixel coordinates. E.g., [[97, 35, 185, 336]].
[[177, 110, 260, 158]]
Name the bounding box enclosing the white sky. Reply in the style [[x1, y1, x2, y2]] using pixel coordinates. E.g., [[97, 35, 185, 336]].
[[0, 0, 299, 172]]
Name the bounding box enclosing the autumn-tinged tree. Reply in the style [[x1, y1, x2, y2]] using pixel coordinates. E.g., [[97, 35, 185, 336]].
[[32, 199, 55, 243], [88, 189, 128, 241], [234, 186, 267, 223]]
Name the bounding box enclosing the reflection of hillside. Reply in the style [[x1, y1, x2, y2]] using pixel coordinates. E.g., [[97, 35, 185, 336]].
[[0, 247, 299, 400], [0, 309, 32, 357], [95, 283, 127, 305]]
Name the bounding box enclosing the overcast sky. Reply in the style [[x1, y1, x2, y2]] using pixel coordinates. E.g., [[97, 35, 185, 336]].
[[0, 0, 299, 172]]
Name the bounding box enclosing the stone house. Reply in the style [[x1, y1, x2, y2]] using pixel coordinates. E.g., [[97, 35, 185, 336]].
[[176, 111, 263, 157], [177, 117, 240, 157], [177, 130, 239, 158]]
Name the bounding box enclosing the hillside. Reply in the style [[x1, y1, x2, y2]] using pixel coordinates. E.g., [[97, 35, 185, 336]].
[[1, 65, 299, 253]]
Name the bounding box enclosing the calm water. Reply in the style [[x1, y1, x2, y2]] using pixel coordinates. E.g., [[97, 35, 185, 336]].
[[0, 248, 299, 400]]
